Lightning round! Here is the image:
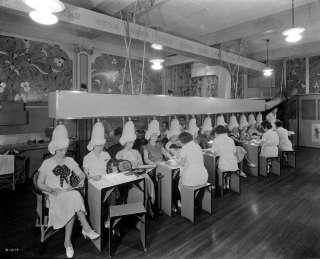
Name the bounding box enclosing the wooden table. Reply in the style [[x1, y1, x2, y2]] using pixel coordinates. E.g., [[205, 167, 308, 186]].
[[203, 152, 217, 186], [157, 154, 216, 217], [87, 172, 145, 252], [242, 141, 260, 176], [156, 162, 180, 217]]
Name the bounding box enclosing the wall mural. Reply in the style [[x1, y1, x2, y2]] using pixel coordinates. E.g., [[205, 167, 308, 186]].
[[286, 57, 306, 96], [0, 35, 73, 102], [190, 76, 218, 97], [309, 56, 320, 94], [164, 64, 192, 96], [91, 54, 162, 95]]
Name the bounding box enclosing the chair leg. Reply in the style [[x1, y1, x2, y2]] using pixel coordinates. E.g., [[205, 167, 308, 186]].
[[181, 187, 195, 223], [109, 218, 113, 258], [139, 214, 147, 252], [230, 172, 240, 194], [202, 186, 212, 215], [219, 171, 224, 198], [259, 157, 268, 177], [271, 158, 281, 176]]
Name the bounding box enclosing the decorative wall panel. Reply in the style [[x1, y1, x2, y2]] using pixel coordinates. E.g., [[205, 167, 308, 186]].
[[0, 35, 73, 102], [91, 54, 162, 95]]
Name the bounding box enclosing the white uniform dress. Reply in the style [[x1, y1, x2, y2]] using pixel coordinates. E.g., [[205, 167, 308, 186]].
[[39, 157, 86, 229], [211, 134, 238, 172], [179, 141, 208, 186], [276, 127, 293, 151], [261, 129, 279, 157], [116, 149, 155, 203], [83, 151, 111, 177]]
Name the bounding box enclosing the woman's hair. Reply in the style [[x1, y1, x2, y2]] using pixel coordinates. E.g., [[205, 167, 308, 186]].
[[261, 120, 272, 129], [215, 125, 228, 134], [178, 132, 193, 144], [275, 120, 283, 128]]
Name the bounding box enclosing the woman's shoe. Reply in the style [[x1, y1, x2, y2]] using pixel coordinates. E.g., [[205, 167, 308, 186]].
[[82, 229, 100, 240], [65, 246, 74, 258]]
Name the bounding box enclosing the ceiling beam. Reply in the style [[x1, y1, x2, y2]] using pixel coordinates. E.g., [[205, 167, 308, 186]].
[[0, 18, 155, 61], [197, 1, 319, 45], [0, 0, 266, 72], [116, 0, 171, 18], [251, 40, 320, 60]]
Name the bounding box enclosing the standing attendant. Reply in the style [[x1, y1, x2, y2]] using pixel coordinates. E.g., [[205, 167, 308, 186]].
[[260, 121, 279, 157], [210, 125, 238, 189], [37, 125, 99, 258], [275, 120, 294, 151], [107, 127, 123, 159], [266, 108, 278, 129], [176, 132, 208, 188]]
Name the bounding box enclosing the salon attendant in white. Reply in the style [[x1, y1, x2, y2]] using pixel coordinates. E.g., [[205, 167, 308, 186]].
[[83, 121, 111, 180], [275, 120, 294, 151], [210, 125, 238, 172], [37, 124, 99, 258], [260, 121, 279, 157], [177, 132, 208, 187]]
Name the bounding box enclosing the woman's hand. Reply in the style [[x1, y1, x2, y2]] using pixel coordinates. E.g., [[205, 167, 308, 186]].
[[90, 175, 102, 181], [50, 188, 63, 196]]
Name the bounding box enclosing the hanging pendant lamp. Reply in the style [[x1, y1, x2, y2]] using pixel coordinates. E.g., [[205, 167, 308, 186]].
[[282, 0, 305, 43], [263, 39, 273, 77]]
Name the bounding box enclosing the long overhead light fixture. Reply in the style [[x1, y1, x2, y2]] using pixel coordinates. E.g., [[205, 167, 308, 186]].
[[150, 58, 164, 70], [23, 0, 65, 25], [282, 0, 305, 43], [263, 39, 273, 77]]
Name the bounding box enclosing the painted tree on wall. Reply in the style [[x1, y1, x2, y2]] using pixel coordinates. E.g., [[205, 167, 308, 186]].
[[309, 56, 320, 94], [0, 35, 72, 102], [286, 57, 306, 96], [91, 53, 162, 95]]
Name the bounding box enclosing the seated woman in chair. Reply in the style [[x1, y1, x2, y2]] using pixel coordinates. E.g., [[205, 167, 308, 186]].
[[37, 124, 99, 258], [83, 121, 111, 181], [116, 120, 156, 211], [143, 119, 168, 166]]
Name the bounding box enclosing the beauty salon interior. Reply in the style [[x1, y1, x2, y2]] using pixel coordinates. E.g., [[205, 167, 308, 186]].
[[2, 0, 320, 258]]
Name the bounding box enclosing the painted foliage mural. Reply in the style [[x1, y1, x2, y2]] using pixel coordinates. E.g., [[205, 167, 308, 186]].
[[191, 76, 219, 97], [286, 57, 306, 96], [0, 35, 72, 102], [91, 54, 162, 95], [309, 56, 320, 94]]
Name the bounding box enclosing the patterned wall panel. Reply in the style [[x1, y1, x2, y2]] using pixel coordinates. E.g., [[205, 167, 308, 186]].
[[0, 35, 73, 102], [91, 54, 162, 95], [309, 56, 320, 94], [286, 57, 306, 95]]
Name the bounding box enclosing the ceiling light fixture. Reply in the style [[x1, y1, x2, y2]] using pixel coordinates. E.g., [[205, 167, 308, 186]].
[[150, 58, 164, 70], [263, 39, 273, 77], [23, 0, 65, 25], [282, 0, 305, 43], [151, 43, 163, 50], [29, 10, 58, 25]]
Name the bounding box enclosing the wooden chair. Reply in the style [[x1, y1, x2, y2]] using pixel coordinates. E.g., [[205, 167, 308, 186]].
[[181, 183, 213, 223], [33, 169, 85, 246], [32, 170, 60, 244], [217, 169, 241, 198], [104, 159, 148, 258], [279, 150, 296, 168], [108, 202, 147, 258], [259, 156, 281, 176]]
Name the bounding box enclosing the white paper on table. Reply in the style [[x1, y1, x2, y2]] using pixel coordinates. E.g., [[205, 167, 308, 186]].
[[89, 172, 143, 190]]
